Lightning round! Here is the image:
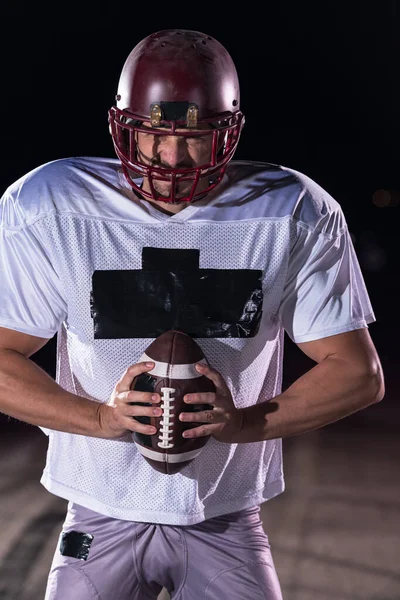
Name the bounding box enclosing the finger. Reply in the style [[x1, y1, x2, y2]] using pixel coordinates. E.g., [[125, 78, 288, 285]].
[[127, 404, 163, 420], [182, 423, 215, 439], [183, 392, 215, 404], [195, 363, 230, 394], [179, 409, 215, 423], [120, 414, 159, 436], [114, 361, 155, 393], [114, 390, 161, 404], [112, 406, 162, 435]]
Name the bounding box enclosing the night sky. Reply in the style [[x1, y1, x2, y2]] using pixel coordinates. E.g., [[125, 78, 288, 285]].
[[0, 3, 398, 419]]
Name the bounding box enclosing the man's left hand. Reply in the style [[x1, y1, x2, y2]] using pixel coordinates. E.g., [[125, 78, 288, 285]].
[[179, 363, 244, 443]]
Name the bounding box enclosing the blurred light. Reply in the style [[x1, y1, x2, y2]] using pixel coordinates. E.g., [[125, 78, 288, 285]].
[[372, 189, 399, 207], [358, 230, 387, 271]]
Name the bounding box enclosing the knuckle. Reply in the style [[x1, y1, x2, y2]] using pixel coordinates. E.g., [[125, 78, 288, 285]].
[[112, 393, 123, 405]]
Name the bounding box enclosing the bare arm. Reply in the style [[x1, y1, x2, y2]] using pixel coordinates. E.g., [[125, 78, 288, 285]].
[[0, 327, 161, 438], [240, 327, 385, 442], [180, 328, 385, 444]]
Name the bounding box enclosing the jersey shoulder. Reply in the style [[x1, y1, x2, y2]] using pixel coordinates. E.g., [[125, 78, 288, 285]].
[[221, 160, 347, 236], [0, 156, 123, 229]]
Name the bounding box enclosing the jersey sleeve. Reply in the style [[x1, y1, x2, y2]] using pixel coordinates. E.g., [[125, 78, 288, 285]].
[[0, 224, 67, 338], [279, 219, 376, 344]]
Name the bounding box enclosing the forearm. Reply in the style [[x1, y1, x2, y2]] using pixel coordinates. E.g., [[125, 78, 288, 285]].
[[0, 348, 105, 436], [238, 355, 384, 443]]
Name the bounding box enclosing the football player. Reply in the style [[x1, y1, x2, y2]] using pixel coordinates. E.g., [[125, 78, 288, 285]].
[[0, 29, 384, 599]]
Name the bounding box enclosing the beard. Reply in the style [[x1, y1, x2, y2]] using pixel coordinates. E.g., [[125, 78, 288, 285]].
[[152, 178, 193, 201]]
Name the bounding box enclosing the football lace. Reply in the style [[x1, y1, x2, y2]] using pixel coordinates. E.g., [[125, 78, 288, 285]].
[[157, 387, 176, 448]]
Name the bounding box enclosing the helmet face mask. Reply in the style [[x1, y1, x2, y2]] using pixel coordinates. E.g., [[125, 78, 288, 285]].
[[109, 108, 244, 203], [108, 29, 245, 204]]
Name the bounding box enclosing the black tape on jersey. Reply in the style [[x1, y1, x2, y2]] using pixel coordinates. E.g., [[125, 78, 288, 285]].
[[90, 247, 263, 339]]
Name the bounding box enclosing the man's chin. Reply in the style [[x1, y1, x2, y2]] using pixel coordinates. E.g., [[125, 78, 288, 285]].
[[153, 186, 192, 203]]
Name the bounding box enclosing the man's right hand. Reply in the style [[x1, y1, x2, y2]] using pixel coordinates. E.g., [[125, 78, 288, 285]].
[[97, 361, 161, 439]]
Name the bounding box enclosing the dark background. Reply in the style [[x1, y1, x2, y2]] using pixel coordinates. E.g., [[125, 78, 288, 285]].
[[0, 3, 397, 416], [0, 4, 398, 598]]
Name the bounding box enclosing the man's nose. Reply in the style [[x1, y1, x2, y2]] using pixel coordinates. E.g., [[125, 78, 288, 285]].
[[160, 136, 189, 167]]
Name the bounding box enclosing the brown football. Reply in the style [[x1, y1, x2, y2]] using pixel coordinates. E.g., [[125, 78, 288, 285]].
[[130, 330, 216, 474]]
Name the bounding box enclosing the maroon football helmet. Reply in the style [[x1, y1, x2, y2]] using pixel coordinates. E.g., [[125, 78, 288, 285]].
[[108, 29, 245, 203]]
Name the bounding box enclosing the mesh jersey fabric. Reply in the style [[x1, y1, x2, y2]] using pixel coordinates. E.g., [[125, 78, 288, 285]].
[[0, 157, 375, 524]]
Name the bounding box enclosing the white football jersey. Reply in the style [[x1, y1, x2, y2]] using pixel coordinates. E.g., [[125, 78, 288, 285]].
[[0, 157, 375, 524]]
